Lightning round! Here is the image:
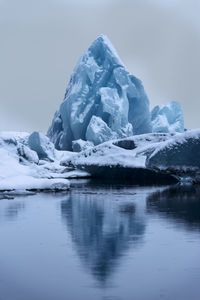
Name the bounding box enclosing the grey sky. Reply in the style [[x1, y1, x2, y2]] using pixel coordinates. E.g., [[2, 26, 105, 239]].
[[0, 0, 200, 132]]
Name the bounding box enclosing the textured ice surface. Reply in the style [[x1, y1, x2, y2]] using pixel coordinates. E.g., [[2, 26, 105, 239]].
[[17, 144, 39, 164], [62, 130, 200, 183], [151, 101, 184, 133], [72, 139, 94, 152], [62, 133, 174, 170], [146, 130, 200, 172], [48, 35, 152, 150], [61, 133, 179, 184], [0, 132, 72, 191], [0, 131, 93, 191], [86, 116, 116, 145], [28, 131, 55, 161]]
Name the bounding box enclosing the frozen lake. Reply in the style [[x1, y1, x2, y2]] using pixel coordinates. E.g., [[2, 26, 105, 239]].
[[0, 181, 200, 300]]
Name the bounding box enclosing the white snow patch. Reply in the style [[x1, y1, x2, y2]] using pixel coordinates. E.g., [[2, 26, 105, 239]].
[[0, 176, 70, 191]]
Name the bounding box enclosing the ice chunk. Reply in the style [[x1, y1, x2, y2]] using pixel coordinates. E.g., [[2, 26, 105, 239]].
[[146, 129, 200, 181], [151, 101, 184, 133], [48, 35, 151, 150], [17, 144, 39, 164], [28, 132, 55, 161], [86, 116, 116, 145], [72, 139, 94, 152], [0, 132, 71, 191]]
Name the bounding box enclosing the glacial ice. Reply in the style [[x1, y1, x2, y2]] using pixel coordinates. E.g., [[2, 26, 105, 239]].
[[151, 101, 184, 133], [0, 134, 70, 191], [146, 129, 200, 180], [0, 132, 89, 192], [48, 35, 152, 150], [61, 133, 173, 170], [72, 139, 94, 152], [0, 126, 200, 188], [86, 116, 116, 145], [28, 131, 55, 162], [17, 144, 39, 164], [61, 130, 200, 183], [61, 133, 179, 184]]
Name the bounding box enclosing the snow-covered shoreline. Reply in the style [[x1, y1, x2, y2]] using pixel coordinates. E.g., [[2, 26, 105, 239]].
[[0, 129, 200, 193], [0, 131, 89, 192]]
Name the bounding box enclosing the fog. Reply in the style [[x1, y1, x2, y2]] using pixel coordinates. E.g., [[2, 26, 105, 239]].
[[0, 0, 200, 132]]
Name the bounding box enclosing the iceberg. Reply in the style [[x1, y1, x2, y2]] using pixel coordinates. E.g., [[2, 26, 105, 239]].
[[151, 101, 184, 133], [47, 34, 152, 150], [2, 35, 198, 188]]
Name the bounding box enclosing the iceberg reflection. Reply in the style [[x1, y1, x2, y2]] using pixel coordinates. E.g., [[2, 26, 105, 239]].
[[147, 185, 200, 230], [61, 187, 146, 283]]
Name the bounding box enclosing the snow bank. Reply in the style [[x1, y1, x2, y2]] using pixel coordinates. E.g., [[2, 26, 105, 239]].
[[0, 132, 71, 191], [0, 176, 70, 191]]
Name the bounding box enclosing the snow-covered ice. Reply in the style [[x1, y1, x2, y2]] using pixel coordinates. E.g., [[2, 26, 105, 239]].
[[146, 129, 200, 182], [28, 131, 55, 161], [1, 128, 200, 188], [61, 133, 179, 184], [61, 133, 174, 169], [0, 132, 72, 192], [61, 129, 200, 183], [72, 139, 94, 152]]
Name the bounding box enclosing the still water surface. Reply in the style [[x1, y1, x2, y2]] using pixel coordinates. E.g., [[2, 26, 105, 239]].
[[0, 180, 200, 300]]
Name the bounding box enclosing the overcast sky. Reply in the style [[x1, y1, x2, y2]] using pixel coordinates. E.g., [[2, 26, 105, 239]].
[[0, 0, 200, 132]]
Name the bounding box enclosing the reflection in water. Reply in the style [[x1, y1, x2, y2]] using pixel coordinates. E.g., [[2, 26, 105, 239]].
[[5, 202, 25, 220], [0, 184, 200, 300], [0, 201, 25, 222], [61, 188, 146, 283], [147, 185, 200, 230]]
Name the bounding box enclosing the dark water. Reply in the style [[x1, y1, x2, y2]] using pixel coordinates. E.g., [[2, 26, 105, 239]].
[[0, 181, 200, 300]]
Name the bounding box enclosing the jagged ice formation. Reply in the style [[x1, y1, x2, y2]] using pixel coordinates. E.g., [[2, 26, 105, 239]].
[[47, 35, 152, 150], [151, 101, 184, 133]]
